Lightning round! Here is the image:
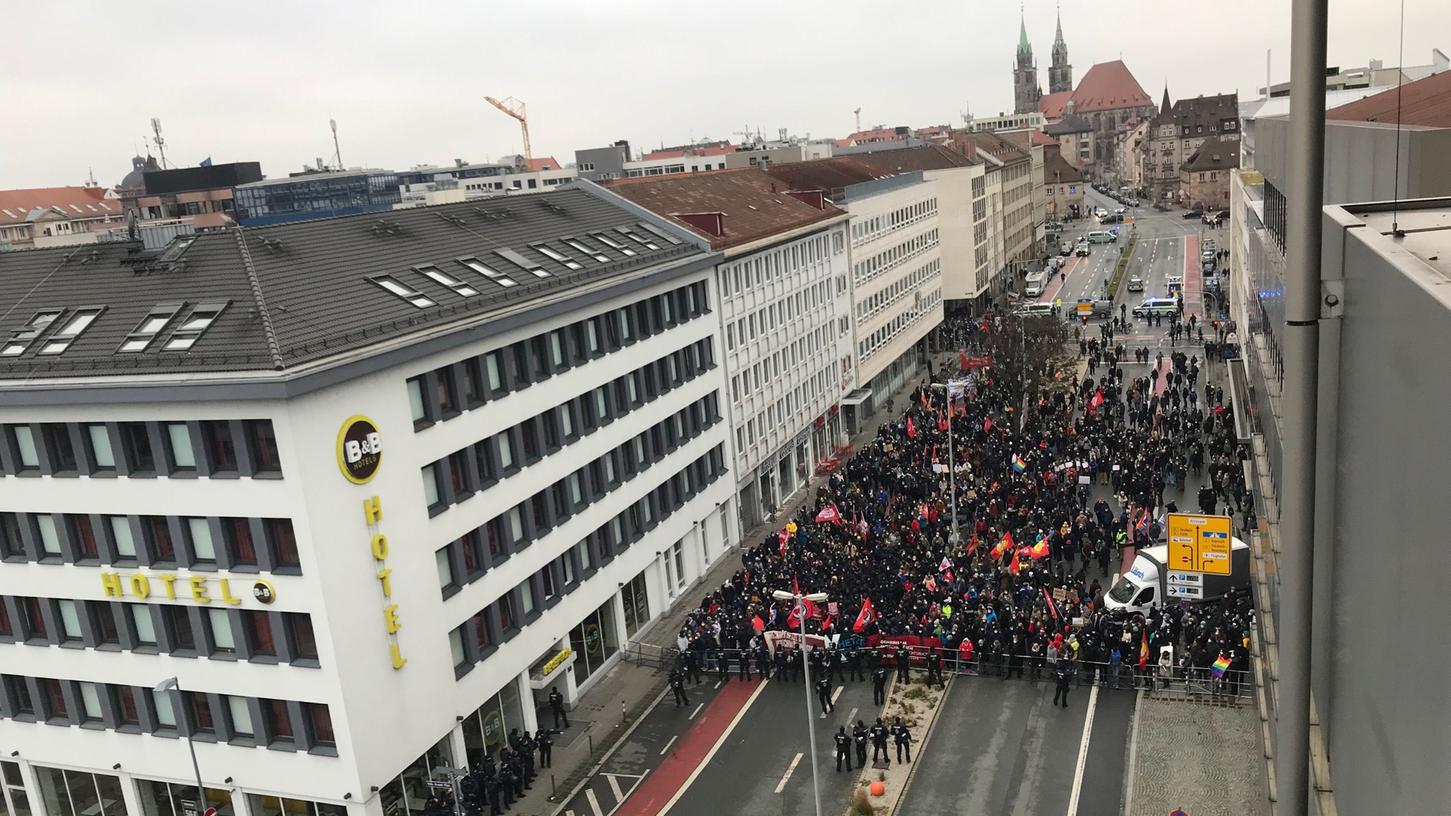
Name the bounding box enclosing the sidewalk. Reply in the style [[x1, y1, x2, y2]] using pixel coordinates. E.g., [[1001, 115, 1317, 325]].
[[516, 368, 931, 816]]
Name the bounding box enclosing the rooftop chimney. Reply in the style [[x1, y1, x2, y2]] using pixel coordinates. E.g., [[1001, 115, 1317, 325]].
[[674, 211, 727, 237], [785, 190, 828, 210]]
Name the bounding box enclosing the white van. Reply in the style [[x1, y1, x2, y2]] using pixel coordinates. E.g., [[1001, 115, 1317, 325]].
[[1133, 297, 1178, 317], [1024, 270, 1048, 297], [1087, 230, 1117, 244], [1015, 303, 1055, 317]]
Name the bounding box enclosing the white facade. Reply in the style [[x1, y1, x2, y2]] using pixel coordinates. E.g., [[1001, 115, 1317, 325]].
[[846, 177, 945, 397], [623, 153, 733, 177], [918, 163, 989, 302], [0, 273, 734, 816], [967, 112, 1046, 133], [396, 162, 576, 207], [718, 221, 852, 525]]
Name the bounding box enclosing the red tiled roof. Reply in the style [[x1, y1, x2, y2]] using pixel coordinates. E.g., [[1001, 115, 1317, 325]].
[[1030, 130, 1058, 146], [524, 157, 562, 171], [1327, 70, 1451, 128], [0, 187, 120, 225], [849, 145, 979, 174], [762, 157, 890, 193], [641, 145, 737, 160], [604, 167, 844, 251], [844, 128, 904, 144], [1039, 91, 1072, 121], [1069, 61, 1153, 113]]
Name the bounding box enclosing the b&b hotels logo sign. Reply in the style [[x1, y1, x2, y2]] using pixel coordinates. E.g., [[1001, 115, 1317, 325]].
[[337, 415, 383, 484]]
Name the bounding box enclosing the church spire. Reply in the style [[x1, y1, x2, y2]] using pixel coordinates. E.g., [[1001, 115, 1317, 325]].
[[1054, 2, 1065, 45], [1161, 83, 1172, 116], [1018, 4, 1031, 55]]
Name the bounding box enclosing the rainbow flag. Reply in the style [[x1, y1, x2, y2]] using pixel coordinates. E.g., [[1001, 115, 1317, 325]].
[[1012, 454, 1027, 473], [1211, 653, 1231, 679]]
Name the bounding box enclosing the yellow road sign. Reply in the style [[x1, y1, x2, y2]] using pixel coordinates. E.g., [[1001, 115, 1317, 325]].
[[1166, 513, 1233, 575]]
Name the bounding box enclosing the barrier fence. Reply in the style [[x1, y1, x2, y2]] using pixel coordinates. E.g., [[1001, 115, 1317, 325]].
[[619, 641, 1253, 702]]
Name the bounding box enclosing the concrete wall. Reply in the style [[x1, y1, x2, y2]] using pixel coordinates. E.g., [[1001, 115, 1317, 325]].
[[1316, 202, 1451, 814], [923, 165, 983, 302], [1257, 118, 1451, 203]]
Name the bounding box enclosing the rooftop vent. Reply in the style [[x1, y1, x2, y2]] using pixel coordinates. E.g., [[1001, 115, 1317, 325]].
[[258, 237, 285, 252], [538, 199, 567, 215], [370, 220, 403, 237]]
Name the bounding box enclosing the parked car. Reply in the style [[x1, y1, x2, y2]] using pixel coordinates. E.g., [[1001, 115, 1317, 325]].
[[1075, 242, 1091, 256], [1126, 276, 1145, 292], [1183, 209, 1203, 219]]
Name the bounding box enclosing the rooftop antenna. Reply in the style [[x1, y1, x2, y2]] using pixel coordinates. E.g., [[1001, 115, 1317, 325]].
[[330, 118, 343, 171], [1390, 0, 1407, 236], [150, 118, 169, 169]]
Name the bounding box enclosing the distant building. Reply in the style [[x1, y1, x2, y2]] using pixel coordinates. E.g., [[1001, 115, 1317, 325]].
[[1258, 48, 1449, 97], [1044, 112, 1094, 169], [394, 159, 574, 208], [1179, 137, 1239, 209], [966, 111, 1046, 133], [122, 162, 263, 227], [1040, 60, 1156, 174], [233, 169, 401, 226], [1042, 149, 1085, 220], [572, 141, 736, 181], [1012, 11, 1042, 114], [1048, 8, 1073, 94], [1142, 91, 1239, 202], [573, 141, 632, 181], [0, 186, 125, 251], [723, 141, 834, 170], [949, 131, 1037, 287]]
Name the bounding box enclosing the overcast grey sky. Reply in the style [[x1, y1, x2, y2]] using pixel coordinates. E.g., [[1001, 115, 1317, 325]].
[[3, 0, 1448, 189]]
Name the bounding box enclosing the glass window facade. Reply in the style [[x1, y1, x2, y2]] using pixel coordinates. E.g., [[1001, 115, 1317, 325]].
[[459, 677, 526, 769], [136, 778, 234, 816], [568, 598, 620, 686], [32, 766, 124, 816], [377, 736, 454, 816], [621, 571, 651, 639]]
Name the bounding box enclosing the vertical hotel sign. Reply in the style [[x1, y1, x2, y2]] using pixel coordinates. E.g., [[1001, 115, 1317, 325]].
[[336, 416, 406, 669]]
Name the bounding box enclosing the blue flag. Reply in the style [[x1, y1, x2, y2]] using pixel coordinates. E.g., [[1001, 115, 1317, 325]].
[[199, 157, 213, 167]]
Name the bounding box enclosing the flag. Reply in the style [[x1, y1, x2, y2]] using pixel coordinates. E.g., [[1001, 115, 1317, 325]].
[[1138, 632, 1149, 670], [983, 417, 993, 432], [778, 528, 790, 557], [1211, 653, 1231, 679], [1042, 587, 1060, 621], [1012, 454, 1028, 473], [937, 414, 948, 432], [924, 575, 937, 592], [1007, 552, 1021, 576], [751, 614, 766, 632], [939, 556, 952, 573], [853, 597, 877, 633], [992, 531, 1013, 560], [966, 532, 980, 555], [199, 156, 213, 167], [815, 504, 841, 524], [907, 417, 917, 439], [1090, 389, 1105, 412], [820, 612, 835, 632], [1029, 539, 1050, 560], [960, 350, 970, 370]]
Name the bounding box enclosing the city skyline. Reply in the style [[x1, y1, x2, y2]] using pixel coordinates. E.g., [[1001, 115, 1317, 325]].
[[3, 0, 1449, 189]]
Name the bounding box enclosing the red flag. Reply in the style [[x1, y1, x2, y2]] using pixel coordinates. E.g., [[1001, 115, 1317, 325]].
[[992, 531, 1014, 560], [820, 613, 835, 632], [907, 417, 917, 439], [1042, 587, 1060, 621], [752, 614, 766, 632], [960, 350, 970, 370], [966, 532, 980, 555], [853, 597, 877, 633], [1008, 552, 1021, 576], [937, 414, 948, 432], [925, 575, 938, 592], [1090, 389, 1105, 411], [778, 529, 789, 557], [939, 555, 952, 573], [815, 504, 842, 525], [1029, 539, 1050, 560], [1139, 631, 1149, 670], [983, 417, 993, 432]]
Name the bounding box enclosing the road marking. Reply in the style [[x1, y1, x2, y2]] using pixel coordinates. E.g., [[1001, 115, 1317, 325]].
[[607, 774, 626, 803], [659, 735, 677, 756], [1065, 684, 1101, 816], [830, 685, 844, 704], [658, 679, 769, 814], [713, 681, 722, 689], [689, 702, 704, 720], [585, 788, 605, 816], [845, 706, 858, 723], [775, 752, 804, 793]]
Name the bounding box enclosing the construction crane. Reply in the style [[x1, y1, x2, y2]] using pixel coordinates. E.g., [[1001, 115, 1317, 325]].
[[485, 96, 532, 162], [853, 108, 862, 133]]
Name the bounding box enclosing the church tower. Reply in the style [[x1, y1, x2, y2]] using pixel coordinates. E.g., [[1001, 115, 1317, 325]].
[[1013, 10, 1042, 114], [1048, 4, 1073, 94]]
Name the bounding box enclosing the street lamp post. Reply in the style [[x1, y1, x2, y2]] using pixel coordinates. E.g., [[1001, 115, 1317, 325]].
[[155, 678, 208, 816], [930, 382, 961, 546], [772, 588, 830, 816]]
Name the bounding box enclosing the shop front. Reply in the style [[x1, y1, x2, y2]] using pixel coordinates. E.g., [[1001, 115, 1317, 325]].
[[566, 598, 619, 693], [459, 678, 527, 770]]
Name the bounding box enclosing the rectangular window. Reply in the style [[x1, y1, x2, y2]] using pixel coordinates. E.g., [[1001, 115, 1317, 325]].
[[264, 699, 293, 741], [5, 675, 35, 718], [497, 433, 514, 470], [266, 519, 299, 569], [188, 691, 215, 736], [223, 518, 258, 566], [407, 377, 427, 422], [120, 422, 154, 472], [307, 703, 335, 746], [166, 423, 195, 469], [245, 420, 281, 474], [70, 515, 98, 560], [58, 600, 83, 641], [42, 424, 76, 471], [36, 514, 61, 557], [209, 608, 235, 653], [120, 306, 179, 352], [152, 688, 177, 728], [422, 464, 441, 507], [228, 695, 254, 737], [436, 547, 455, 589], [370, 275, 436, 308], [89, 601, 119, 645], [287, 613, 318, 661], [202, 421, 237, 471], [187, 518, 216, 562], [244, 610, 276, 656], [11, 426, 39, 469], [164, 304, 226, 350], [165, 605, 196, 651], [79, 682, 104, 722], [86, 424, 115, 469], [130, 605, 157, 646], [418, 264, 479, 297], [144, 516, 175, 563]]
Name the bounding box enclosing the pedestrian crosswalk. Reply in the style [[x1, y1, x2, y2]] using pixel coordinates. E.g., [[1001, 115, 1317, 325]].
[[562, 772, 644, 816]]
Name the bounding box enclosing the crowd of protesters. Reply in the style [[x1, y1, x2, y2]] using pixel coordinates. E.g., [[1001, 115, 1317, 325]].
[[672, 310, 1256, 701]]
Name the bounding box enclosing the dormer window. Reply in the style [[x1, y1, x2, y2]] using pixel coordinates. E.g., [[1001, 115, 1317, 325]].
[[1, 310, 62, 357], [120, 305, 182, 353], [38, 308, 103, 355], [163, 303, 227, 350]]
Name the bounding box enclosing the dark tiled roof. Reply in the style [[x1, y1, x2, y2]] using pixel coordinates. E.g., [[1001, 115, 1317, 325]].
[[1069, 60, 1153, 113], [1043, 114, 1092, 135], [605, 168, 844, 251], [1152, 93, 1239, 131], [1182, 137, 1241, 172], [1044, 151, 1085, 182], [1327, 70, 1451, 127], [950, 131, 1031, 164], [0, 187, 706, 380], [848, 145, 979, 174], [762, 158, 892, 196]]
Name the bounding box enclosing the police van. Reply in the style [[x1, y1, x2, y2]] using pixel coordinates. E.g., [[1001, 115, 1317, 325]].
[[1132, 297, 1179, 317], [1087, 230, 1117, 244]]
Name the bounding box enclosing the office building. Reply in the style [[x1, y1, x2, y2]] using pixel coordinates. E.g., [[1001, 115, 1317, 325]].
[[0, 187, 734, 816], [233, 170, 401, 226]]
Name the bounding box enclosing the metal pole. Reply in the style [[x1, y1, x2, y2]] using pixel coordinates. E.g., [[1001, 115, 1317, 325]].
[[946, 392, 959, 546], [170, 682, 208, 816], [798, 601, 824, 816], [1278, 0, 1328, 812]]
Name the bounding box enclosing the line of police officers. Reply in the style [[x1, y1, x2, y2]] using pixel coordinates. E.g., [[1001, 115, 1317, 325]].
[[419, 726, 558, 816]]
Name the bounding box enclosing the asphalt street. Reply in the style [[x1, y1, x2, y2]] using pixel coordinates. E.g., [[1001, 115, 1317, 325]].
[[662, 675, 883, 816], [896, 677, 1137, 816]]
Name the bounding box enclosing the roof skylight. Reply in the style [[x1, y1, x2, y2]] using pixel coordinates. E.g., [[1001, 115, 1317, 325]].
[[163, 303, 227, 351], [590, 232, 635, 256], [616, 226, 659, 250], [371, 276, 436, 309], [459, 257, 519, 288], [637, 221, 685, 245], [1, 310, 63, 357], [38, 308, 103, 355], [418, 265, 479, 297], [531, 244, 583, 270], [496, 248, 551, 279], [119, 305, 182, 353], [564, 238, 610, 263]]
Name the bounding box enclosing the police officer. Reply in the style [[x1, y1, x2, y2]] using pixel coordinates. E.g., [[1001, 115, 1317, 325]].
[[891, 717, 913, 763], [755, 642, 771, 680], [670, 667, 689, 707], [549, 685, 570, 729], [772, 646, 788, 683], [853, 720, 869, 768], [537, 728, 555, 769], [717, 648, 730, 684], [870, 718, 890, 766], [738, 646, 753, 681], [682, 650, 701, 685], [1053, 656, 1076, 707], [895, 643, 911, 684], [925, 646, 944, 688], [872, 663, 889, 706], [847, 647, 865, 681], [834, 726, 853, 772], [520, 731, 536, 788], [815, 675, 834, 716]]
